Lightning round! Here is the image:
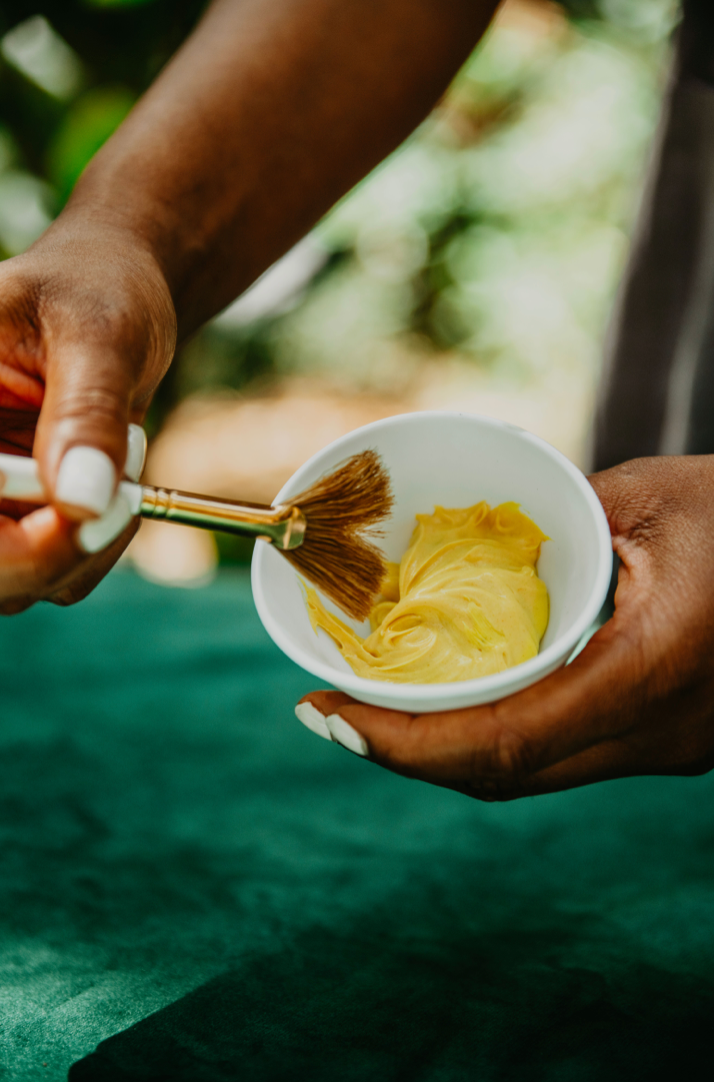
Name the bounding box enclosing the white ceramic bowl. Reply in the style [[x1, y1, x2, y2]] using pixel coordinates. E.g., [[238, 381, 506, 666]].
[[252, 412, 612, 713]]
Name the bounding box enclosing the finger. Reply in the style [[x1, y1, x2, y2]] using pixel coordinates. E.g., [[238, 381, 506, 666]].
[[477, 719, 710, 800], [296, 691, 359, 742], [490, 738, 634, 799], [0, 407, 37, 453], [48, 515, 140, 606], [0, 424, 142, 609], [0, 497, 45, 522], [298, 690, 420, 766], [0, 505, 87, 606], [124, 423, 148, 482], [301, 690, 499, 781], [0, 423, 144, 519], [298, 615, 646, 788], [76, 487, 137, 555], [33, 339, 135, 521], [0, 501, 138, 613], [299, 690, 639, 800]]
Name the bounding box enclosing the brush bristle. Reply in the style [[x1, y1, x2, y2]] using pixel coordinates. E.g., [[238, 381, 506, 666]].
[[283, 449, 393, 621]]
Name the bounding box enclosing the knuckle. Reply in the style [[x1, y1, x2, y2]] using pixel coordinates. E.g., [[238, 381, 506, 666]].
[[0, 595, 35, 616], [51, 273, 172, 367], [83, 301, 149, 362], [669, 726, 714, 778], [87, 299, 130, 338], [466, 777, 521, 803], [678, 761, 712, 779], [50, 283, 130, 335], [58, 383, 127, 423], [48, 589, 82, 607], [468, 708, 535, 795], [26, 542, 60, 595], [52, 389, 129, 452], [378, 733, 415, 774], [374, 717, 426, 779], [0, 558, 50, 606], [48, 573, 103, 607], [490, 721, 534, 781], [22, 540, 80, 601]]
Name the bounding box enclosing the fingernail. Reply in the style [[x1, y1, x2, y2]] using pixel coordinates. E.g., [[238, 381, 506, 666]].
[[78, 490, 134, 553], [0, 455, 45, 500], [325, 714, 369, 757], [56, 446, 115, 516], [124, 424, 147, 482], [295, 702, 332, 742]]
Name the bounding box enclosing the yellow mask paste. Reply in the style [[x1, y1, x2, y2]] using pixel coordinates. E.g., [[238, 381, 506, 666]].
[[305, 502, 549, 684]]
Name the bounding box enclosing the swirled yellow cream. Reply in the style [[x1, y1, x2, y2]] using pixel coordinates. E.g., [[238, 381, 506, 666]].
[[305, 502, 549, 683]]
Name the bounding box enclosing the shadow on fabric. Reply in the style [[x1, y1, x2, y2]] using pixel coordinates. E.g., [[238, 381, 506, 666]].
[[3, 572, 714, 1081], [69, 922, 713, 1082]]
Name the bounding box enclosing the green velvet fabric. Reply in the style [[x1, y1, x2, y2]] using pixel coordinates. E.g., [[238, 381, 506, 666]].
[[1, 569, 714, 1081]]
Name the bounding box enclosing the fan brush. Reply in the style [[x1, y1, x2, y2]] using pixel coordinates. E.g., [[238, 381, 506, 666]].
[[0, 449, 393, 621]]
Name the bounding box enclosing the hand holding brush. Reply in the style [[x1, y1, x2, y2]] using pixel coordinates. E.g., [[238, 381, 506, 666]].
[[0, 448, 393, 620]]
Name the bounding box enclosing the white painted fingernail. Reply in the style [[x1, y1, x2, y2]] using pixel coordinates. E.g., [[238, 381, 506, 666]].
[[0, 455, 45, 500], [295, 702, 332, 741], [78, 490, 134, 553], [124, 424, 147, 482], [56, 446, 115, 515], [325, 714, 369, 757]]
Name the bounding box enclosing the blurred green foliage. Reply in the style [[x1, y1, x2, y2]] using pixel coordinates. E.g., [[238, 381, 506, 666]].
[[0, 0, 679, 433], [0, 1, 206, 257], [174, 0, 678, 418], [47, 85, 135, 200]]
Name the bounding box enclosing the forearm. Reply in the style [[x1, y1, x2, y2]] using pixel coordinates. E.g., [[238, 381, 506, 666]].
[[52, 0, 498, 338]]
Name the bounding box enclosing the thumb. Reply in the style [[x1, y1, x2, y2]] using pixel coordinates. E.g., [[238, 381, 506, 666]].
[[33, 341, 134, 522]]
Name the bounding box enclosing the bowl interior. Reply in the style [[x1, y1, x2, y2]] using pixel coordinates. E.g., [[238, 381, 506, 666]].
[[252, 412, 611, 705]]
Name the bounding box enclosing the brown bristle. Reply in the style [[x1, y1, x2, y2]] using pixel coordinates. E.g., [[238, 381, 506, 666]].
[[284, 449, 393, 621]]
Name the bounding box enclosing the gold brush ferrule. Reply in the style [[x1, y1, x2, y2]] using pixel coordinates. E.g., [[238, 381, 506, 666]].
[[138, 486, 306, 550]]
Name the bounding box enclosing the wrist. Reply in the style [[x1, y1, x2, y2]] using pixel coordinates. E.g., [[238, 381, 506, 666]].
[[33, 201, 168, 285], [62, 160, 190, 308], [21, 210, 177, 394]]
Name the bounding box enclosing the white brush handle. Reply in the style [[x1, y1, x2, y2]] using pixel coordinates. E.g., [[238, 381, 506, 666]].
[[0, 452, 141, 511]]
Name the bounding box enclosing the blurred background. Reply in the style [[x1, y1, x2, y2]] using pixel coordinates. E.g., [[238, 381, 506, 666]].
[[0, 0, 679, 583]]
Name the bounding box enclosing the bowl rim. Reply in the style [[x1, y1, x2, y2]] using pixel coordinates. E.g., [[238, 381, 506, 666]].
[[251, 410, 613, 705]]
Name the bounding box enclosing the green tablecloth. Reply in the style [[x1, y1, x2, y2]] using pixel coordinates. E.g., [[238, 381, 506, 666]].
[[1, 569, 713, 1081]]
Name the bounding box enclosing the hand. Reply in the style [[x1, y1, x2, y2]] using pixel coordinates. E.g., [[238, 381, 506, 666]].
[[0, 215, 176, 614], [297, 456, 714, 798]]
